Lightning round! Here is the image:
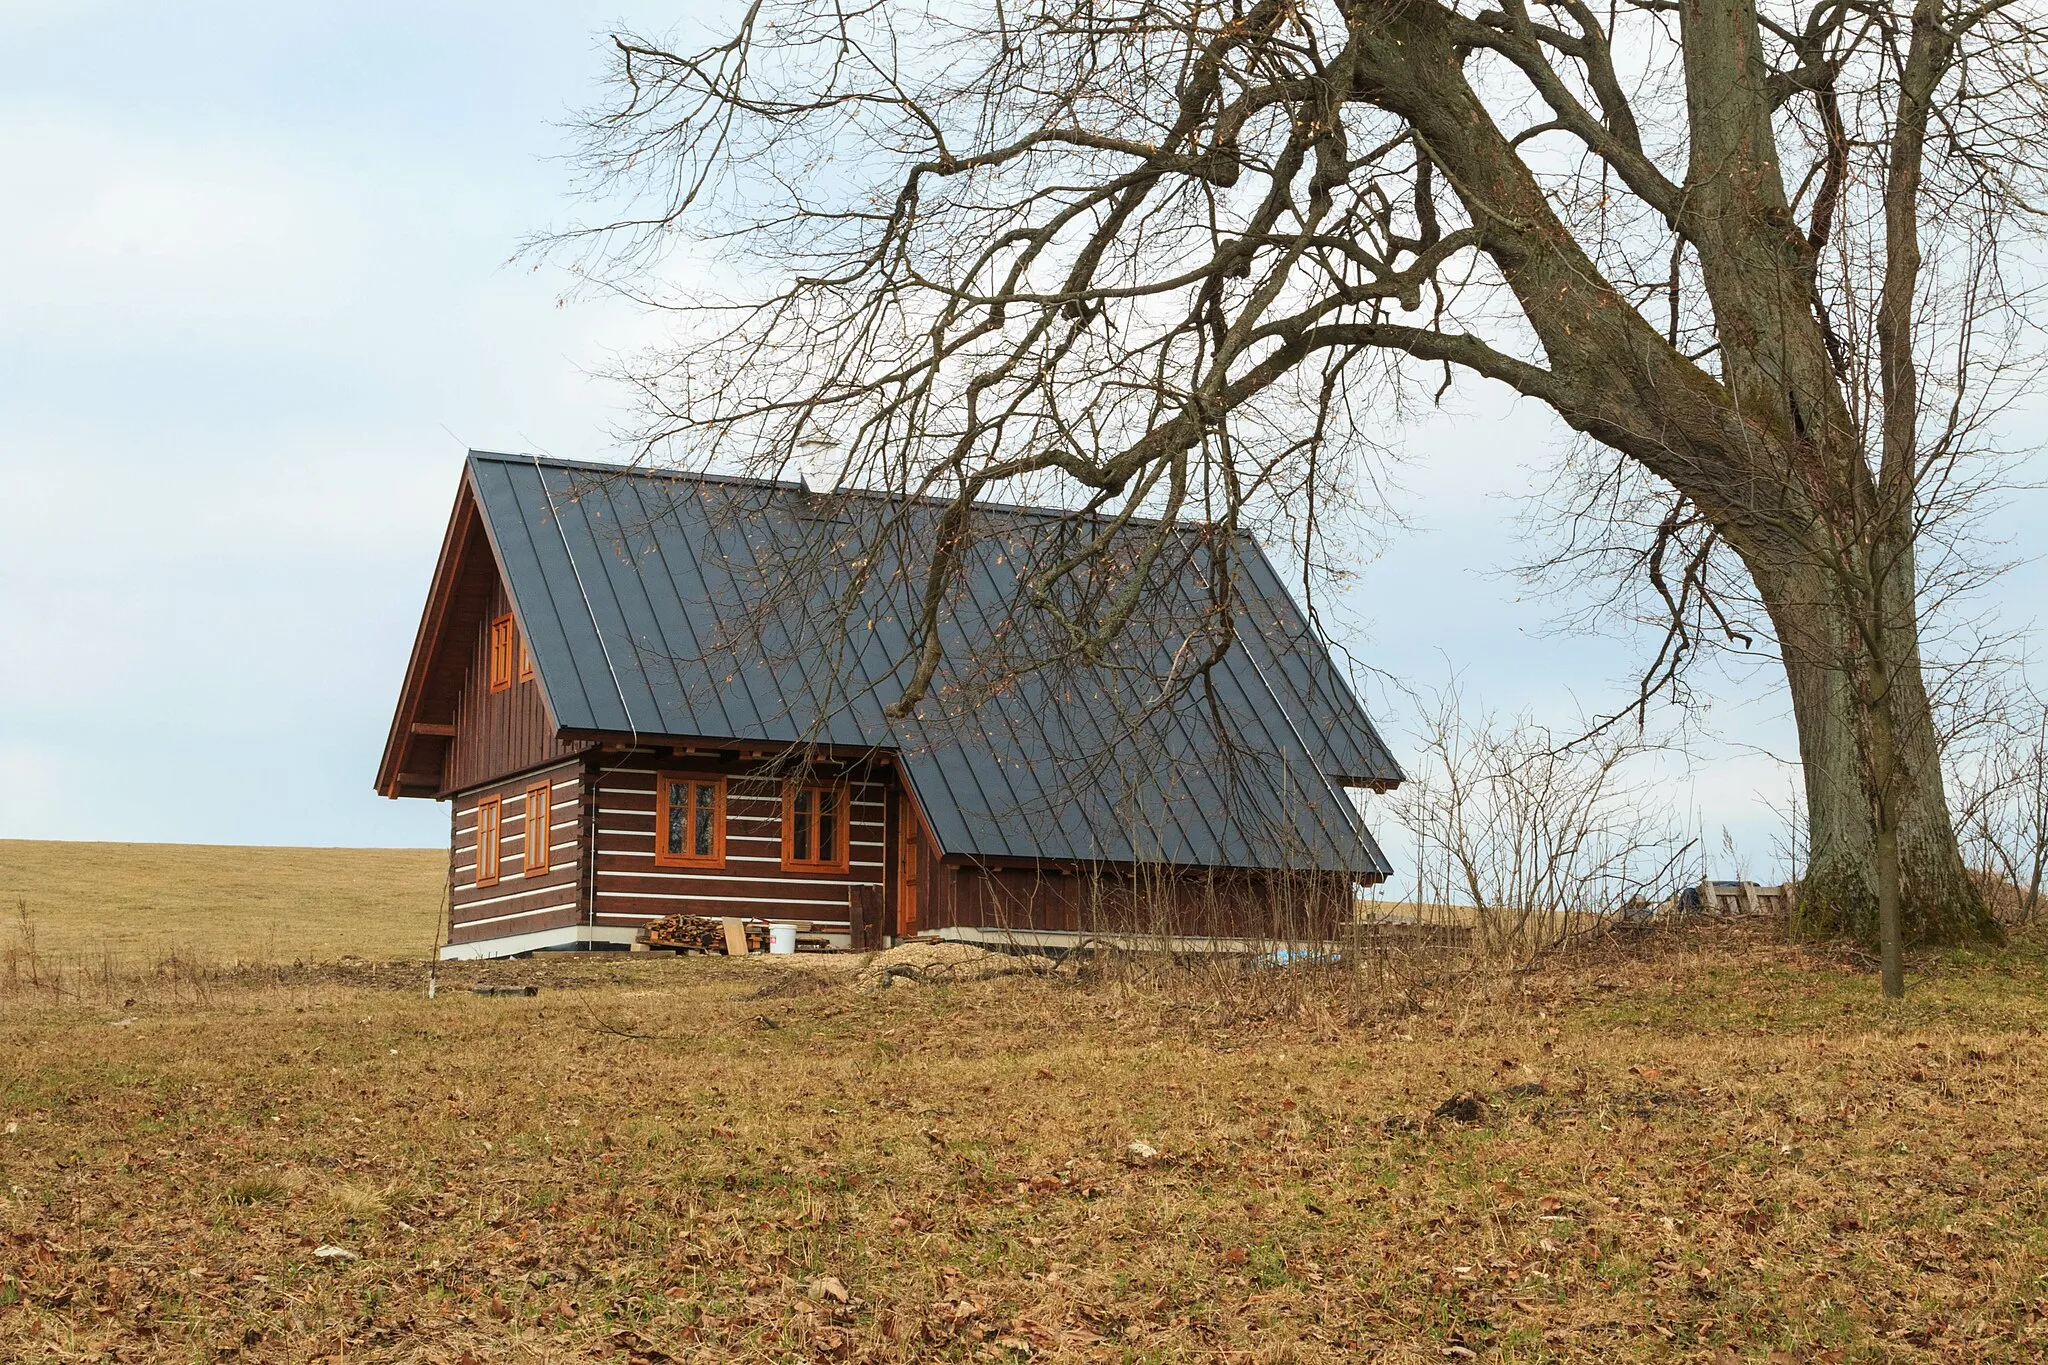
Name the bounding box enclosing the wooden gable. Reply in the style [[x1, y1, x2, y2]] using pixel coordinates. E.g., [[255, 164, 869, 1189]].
[[375, 473, 579, 799]]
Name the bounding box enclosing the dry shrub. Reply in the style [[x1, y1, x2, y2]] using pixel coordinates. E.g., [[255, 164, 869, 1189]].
[[1947, 676, 2048, 928], [1389, 683, 1693, 966]]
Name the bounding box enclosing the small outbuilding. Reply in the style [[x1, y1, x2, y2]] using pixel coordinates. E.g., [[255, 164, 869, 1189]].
[[376, 452, 1402, 959]]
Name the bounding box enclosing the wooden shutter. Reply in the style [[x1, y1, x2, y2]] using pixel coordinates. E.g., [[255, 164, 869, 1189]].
[[524, 781, 552, 876], [487, 615, 515, 693], [474, 796, 502, 887]]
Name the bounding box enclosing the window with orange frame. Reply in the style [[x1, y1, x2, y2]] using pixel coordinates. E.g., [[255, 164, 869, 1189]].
[[654, 773, 726, 868], [782, 781, 850, 873]]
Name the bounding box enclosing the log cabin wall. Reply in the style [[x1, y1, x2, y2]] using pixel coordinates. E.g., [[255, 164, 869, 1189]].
[[927, 862, 1353, 940], [447, 759, 586, 946], [918, 862, 1080, 934], [442, 576, 583, 795], [588, 750, 890, 940]]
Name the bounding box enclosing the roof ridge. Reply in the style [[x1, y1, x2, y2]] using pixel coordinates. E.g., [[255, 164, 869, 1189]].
[[465, 448, 1224, 534]]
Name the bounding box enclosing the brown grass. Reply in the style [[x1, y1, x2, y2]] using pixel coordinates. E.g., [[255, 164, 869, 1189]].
[[0, 839, 445, 966], [3, 912, 2046, 1362]]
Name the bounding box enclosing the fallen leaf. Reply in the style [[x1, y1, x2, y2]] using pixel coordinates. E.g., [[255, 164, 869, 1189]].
[[807, 1275, 849, 1303]]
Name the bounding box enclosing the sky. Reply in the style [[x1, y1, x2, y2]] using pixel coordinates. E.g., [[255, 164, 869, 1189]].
[[3, 2, 2042, 880]]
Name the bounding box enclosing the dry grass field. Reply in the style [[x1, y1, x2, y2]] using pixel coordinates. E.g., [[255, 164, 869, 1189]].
[[0, 840, 445, 965], [3, 888, 2046, 1362]]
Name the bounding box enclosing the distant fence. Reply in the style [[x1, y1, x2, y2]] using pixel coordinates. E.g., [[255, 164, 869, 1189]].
[[1347, 878, 1797, 957], [1657, 878, 1796, 921]]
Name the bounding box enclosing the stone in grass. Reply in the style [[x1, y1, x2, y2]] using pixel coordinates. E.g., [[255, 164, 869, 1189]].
[[313, 1245, 359, 1263], [1123, 1139, 1161, 1164]]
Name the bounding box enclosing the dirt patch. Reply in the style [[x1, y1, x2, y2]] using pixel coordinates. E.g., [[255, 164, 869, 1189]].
[[745, 958, 862, 999], [856, 940, 1057, 990]]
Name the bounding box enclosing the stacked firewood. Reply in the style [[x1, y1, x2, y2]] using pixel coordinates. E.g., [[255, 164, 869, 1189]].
[[641, 913, 768, 954]]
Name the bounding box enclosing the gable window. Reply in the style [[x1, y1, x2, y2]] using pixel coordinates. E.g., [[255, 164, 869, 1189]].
[[523, 780, 552, 877], [517, 634, 534, 683], [782, 782, 849, 873], [655, 773, 725, 868], [474, 796, 502, 888], [488, 614, 516, 693]]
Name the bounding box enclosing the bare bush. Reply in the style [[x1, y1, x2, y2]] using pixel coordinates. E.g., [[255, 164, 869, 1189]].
[[1949, 675, 2048, 925], [1386, 684, 1694, 964]]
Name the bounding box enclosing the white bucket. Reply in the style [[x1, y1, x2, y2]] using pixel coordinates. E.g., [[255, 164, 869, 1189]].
[[767, 922, 798, 955]]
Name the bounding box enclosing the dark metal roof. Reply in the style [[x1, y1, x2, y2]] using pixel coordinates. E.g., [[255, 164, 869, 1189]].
[[468, 450, 1401, 877]]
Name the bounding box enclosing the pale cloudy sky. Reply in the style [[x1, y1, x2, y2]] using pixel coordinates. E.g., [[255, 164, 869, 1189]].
[[3, 2, 2041, 876]]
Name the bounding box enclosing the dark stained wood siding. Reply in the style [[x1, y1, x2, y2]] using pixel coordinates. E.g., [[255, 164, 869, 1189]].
[[921, 861, 1353, 940], [589, 751, 889, 936], [443, 576, 582, 795], [448, 760, 585, 945]]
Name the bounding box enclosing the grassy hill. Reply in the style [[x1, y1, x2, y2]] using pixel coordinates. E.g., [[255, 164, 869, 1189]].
[[0, 840, 446, 965]]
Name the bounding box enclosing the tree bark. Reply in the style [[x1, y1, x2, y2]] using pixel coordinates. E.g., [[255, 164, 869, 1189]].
[[1758, 549, 1999, 947]]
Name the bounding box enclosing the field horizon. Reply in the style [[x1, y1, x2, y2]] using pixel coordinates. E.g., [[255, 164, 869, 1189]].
[[0, 838, 447, 965]]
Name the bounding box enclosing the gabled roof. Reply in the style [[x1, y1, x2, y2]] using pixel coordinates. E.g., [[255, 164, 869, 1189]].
[[387, 450, 1402, 878]]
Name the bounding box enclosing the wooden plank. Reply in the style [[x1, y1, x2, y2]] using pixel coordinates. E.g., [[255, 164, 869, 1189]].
[[590, 857, 873, 885], [850, 883, 883, 951], [722, 917, 749, 956], [594, 909, 850, 931], [445, 905, 581, 943]]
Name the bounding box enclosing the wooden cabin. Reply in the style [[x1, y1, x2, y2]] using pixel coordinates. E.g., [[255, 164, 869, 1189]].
[[376, 452, 1403, 959]]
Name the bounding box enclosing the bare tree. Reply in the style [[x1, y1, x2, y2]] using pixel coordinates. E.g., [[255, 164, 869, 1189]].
[[548, 0, 2048, 973], [1389, 683, 1693, 963]]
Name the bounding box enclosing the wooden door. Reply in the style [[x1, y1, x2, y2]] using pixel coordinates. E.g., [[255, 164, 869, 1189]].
[[897, 794, 921, 937]]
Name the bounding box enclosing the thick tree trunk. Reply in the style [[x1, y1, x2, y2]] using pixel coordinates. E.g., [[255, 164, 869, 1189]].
[[1757, 553, 2000, 947]]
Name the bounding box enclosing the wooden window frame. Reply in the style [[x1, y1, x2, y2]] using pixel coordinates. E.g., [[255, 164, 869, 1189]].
[[487, 614, 516, 693], [782, 781, 851, 874], [523, 780, 552, 877], [654, 772, 727, 869], [474, 796, 502, 888], [517, 634, 534, 683]]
